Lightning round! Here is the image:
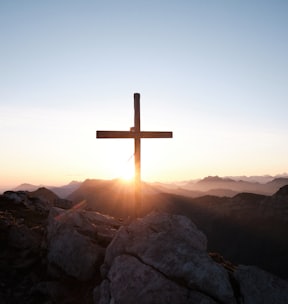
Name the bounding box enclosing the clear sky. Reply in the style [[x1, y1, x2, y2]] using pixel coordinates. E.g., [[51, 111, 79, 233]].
[[0, 0, 288, 189]]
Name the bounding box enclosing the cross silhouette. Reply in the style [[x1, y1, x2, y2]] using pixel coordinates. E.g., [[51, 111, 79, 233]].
[[96, 93, 173, 217]]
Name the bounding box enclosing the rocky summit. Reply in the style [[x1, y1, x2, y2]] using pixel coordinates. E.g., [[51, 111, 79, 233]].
[[0, 189, 288, 303]]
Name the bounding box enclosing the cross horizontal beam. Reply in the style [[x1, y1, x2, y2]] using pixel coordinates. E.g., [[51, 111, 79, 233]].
[[97, 130, 173, 139]]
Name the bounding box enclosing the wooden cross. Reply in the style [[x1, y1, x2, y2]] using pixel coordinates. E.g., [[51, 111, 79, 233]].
[[96, 93, 173, 218]]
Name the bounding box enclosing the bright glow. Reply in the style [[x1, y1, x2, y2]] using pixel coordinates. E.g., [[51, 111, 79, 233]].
[[119, 160, 135, 182]]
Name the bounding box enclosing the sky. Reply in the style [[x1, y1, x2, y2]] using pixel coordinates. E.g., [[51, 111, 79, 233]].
[[0, 0, 288, 189]]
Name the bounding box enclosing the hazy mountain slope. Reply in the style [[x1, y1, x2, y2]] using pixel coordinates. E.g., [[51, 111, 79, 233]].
[[14, 183, 41, 192], [49, 181, 82, 198], [182, 176, 288, 196]]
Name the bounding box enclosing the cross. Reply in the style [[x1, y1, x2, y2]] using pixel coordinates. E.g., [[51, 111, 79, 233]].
[[96, 93, 173, 218]]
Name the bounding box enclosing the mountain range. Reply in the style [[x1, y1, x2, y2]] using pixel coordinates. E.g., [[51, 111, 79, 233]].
[[9, 174, 288, 199]]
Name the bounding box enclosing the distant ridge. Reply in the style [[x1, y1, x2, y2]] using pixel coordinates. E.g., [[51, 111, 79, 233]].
[[14, 183, 41, 192], [9, 173, 288, 199], [181, 175, 288, 196], [12, 181, 81, 198], [198, 176, 235, 183]]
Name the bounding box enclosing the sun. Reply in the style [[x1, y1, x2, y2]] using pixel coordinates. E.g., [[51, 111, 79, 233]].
[[119, 161, 135, 182], [120, 164, 135, 182]]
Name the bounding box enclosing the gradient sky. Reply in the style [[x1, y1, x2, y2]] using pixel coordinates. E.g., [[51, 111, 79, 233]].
[[1, 0, 288, 189]]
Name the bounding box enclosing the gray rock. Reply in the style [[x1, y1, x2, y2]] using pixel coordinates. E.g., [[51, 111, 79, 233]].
[[47, 207, 120, 244], [93, 279, 111, 304], [95, 254, 218, 304], [47, 228, 104, 281], [100, 212, 236, 304], [47, 207, 121, 281], [104, 212, 207, 267], [234, 265, 288, 304]]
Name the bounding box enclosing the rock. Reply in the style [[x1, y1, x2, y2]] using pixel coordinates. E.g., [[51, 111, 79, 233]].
[[47, 207, 121, 281], [3, 188, 74, 214], [47, 207, 121, 245], [3, 190, 27, 204], [93, 279, 111, 304], [2, 191, 288, 304], [94, 254, 218, 304], [104, 211, 207, 267], [47, 227, 104, 281], [98, 212, 236, 304], [234, 265, 288, 304]]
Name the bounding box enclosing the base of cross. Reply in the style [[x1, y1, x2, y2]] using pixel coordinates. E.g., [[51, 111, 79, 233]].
[[97, 93, 173, 218]]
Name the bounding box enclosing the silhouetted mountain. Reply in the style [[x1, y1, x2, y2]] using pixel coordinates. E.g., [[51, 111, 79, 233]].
[[49, 181, 82, 198], [68, 179, 163, 218], [28, 187, 60, 203]]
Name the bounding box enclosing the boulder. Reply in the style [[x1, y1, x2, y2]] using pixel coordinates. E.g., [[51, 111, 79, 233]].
[[97, 212, 237, 304], [234, 265, 288, 304], [47, 227, 104, 281], [47, 207, 121, 281], [94, 254, 218, 304]]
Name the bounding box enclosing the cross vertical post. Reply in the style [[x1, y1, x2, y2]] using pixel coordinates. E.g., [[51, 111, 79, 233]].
[[134, 93, 141, 218], [96, 93, 173, 218]]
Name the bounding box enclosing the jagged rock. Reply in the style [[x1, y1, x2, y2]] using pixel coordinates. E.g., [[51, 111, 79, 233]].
[[97, 212, 237, 304], [47, 207, 121, 281], [3, 189, 53, 214], [0, 210, 44, 271], [3, 188, 74, 214], [234, 265, 288, 304], [3, 190, 27, 204], [94, 254, 218, 304], [47, 207, 121, 245], [47, 227, 104, 281]]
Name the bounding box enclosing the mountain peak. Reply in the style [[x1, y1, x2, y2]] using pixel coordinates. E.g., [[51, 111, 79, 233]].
[[28, 187, 59, 203], [199, 176, 234, 183]]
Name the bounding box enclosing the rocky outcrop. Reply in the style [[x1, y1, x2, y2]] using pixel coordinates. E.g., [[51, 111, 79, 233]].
[[1, 190, 288, 304], [0, 190, 122, 303], [234, 265, 288, 304], [95, 212, 236, 303], [3, 188, 73, 214]]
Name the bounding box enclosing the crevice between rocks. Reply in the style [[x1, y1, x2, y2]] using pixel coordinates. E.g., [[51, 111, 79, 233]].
[[122, 251, 225, 304], [228, 272, 243, 304]]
